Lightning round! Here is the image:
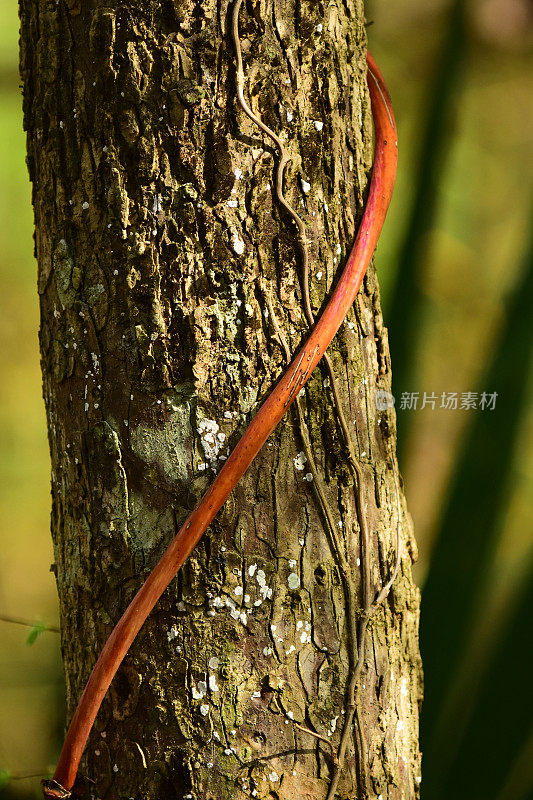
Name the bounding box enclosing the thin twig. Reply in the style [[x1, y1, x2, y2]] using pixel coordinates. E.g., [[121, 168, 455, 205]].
[[0, 614, 60, 633], [292, 723, 339, 764]]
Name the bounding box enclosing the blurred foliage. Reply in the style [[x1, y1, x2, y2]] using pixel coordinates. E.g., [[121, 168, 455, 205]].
[[0, 1, 63, 797], [369, 1, 533, 799], [0, 0, 532, 797], [386, 0, 468, 455], [420, 222, 533, 797]]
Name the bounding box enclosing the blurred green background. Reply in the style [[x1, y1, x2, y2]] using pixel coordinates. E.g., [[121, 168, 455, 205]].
[[0, 0, 532, 796]]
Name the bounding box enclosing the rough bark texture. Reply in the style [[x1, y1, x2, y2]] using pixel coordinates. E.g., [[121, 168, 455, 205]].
[[20, 0, 422, 798]]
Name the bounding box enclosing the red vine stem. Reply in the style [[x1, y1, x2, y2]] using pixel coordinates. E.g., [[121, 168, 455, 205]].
[[42, 49, 397, 800]]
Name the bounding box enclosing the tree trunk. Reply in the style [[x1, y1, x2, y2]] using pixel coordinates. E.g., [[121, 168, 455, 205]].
[[19, 0, 422, 798]]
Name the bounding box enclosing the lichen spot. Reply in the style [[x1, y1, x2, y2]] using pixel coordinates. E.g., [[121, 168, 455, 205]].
[[293, 451, 307, 471], [314, 120, 324, 131], [301, 179, 311, 194], [167, 625, 179, 642], [288, 573, 300, 590], [232, 233, 245, 255]]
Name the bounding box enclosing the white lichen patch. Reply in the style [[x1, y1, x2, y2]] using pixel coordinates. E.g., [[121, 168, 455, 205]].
[[301, 179, 311, 194], [286, 110, 294, 122], [303, 472, 313, 482], [313, 120, 324, 131], [200, 704, 209, 716], [231, 233, 245, 255], [288, 573, 300, 590], [197, 418, 224, 465], [293, 451, 307, 471], [167, 625, 179, 642], [192, 680, 207, 700]]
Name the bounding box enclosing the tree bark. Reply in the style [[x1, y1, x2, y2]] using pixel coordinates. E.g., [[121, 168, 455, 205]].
[[19, 0, 422, 798]]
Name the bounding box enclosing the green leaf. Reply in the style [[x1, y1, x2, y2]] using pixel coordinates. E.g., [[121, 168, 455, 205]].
[[25, 622, 47, 646], [0, 770, 11, 789]]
